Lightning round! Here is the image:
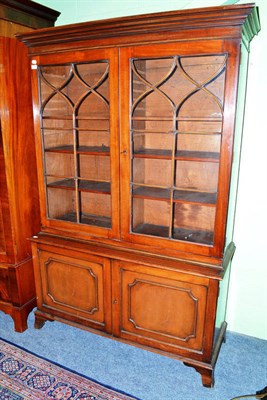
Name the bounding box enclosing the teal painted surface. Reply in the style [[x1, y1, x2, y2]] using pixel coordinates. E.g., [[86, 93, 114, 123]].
[[34, 0, 228, 26], [215, 40, 249, 336], [33, 0, 267, 340], [226, 0, 267, 341], [225, 43, 249, 247]]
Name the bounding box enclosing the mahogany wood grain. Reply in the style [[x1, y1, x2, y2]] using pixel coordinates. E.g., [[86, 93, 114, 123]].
[[0, 37, 40, 332], [0, 1, 59, 332]]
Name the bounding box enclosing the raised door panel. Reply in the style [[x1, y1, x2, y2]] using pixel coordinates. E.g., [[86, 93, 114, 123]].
[[31, 48, 120, 240], [120, 40, 240, 258], [113, 261, 212, 358], [37, 249, 112, 332]]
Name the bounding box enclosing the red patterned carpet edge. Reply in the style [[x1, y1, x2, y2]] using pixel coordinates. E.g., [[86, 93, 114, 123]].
[[0, 338, 140, 400]]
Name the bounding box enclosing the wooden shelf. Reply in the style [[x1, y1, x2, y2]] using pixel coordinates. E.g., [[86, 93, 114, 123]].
[[46, 145, 110, 155], [134, 149, 172, 159], [134, 149, 220, 162], [42, 116, 109, 120], [132, 116, 173, 121], [42, 127, 109, 132], [132, 129, 221, 135], [47, 179, 111, 194], [174, 190, 217, 206], [176, 150, 219, 162], [132, 186, 217, 206], [173, 227, 214, 245], [131, 116, 222, 122], [58, 212, 111, 228], [133, 223, 169, 238], [133, 223, 213, 245], [47, 146, 218, 161], [133, 186, 170, 201]]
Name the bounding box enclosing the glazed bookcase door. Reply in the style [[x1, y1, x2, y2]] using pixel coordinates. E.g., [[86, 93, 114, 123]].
[[32, 49, 120, 239], [120, 41, 238, 257]]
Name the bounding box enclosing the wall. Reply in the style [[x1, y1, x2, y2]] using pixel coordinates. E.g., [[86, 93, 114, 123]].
[[34, 0, 267, 340], [33, 0, 239, 25], [226, 0, 267, 340]]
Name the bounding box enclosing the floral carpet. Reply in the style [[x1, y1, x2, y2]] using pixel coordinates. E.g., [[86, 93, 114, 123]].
[[0, 338, 138, 400]]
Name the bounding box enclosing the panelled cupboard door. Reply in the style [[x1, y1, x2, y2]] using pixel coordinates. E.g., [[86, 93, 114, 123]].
[[31, 48, 120, 240], [120, 40, 240, 258], [112, 261, 217, 359], [36, 249, 112, 332]]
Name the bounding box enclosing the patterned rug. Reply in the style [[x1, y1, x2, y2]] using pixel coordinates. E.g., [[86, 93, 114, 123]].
[[0, 338, 139, 400]]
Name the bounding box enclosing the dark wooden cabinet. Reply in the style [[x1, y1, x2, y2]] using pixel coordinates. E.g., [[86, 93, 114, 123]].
[[18, 4, 260, 386], [0, 0, 59, 332]]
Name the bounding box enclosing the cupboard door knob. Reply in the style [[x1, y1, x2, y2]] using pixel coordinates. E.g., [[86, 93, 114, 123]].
[[122, 149, 127, 155], [113, 299, 118, 304]]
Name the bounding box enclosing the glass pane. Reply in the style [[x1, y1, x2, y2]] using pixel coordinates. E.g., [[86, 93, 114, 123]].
[[177, 133, 221, 154], [130, 53, 226, 245], [78, 131, 110, 151], [47, 187, 76, 221], [43, 130, 73, 151], [133, 132, 173, 157], [132, 198, 170, 237], [173, 203, 216, 245], [133, 158, 172, 187], [79, 155, 110, 180], [38, 60, 111, 228], [80, 192, 111, 228], [175, 161, 219, 192], [45, 153, 75, 178]]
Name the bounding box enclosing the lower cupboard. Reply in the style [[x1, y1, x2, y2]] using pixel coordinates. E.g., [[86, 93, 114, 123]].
[[31, 237, 225, 387], [35, 248, 112, 333]]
